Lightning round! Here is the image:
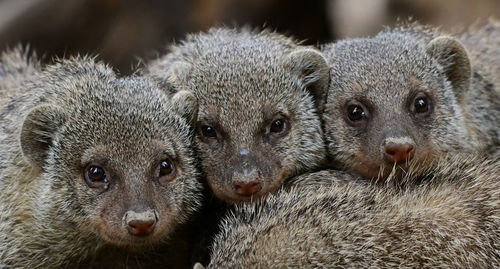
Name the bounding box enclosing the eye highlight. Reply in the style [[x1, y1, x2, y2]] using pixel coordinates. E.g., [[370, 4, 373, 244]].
[[347, 104, 365, 122], [200, 125, 217, 140], [411, 93, 432, 118], [84, 165, 109, 189], [343, 101, 369, 127], [267, 117, 290, 138], [414, 97, 429, 113], [270, 119, 286, 134], [158, 158, 176, 183]]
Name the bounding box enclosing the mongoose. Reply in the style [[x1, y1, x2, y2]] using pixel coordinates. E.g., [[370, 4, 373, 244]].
[[0, 51, 203, 268], [199, 154, 500, 268], [321, 21, 500, 180], [145, 27, 330, 203]]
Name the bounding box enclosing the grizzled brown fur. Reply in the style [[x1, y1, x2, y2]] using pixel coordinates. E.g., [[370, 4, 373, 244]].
[[321, 21, 500, 180], [202, 154, 500, 268], [145, 28, 330, 203], [0, 50, 202, 268]]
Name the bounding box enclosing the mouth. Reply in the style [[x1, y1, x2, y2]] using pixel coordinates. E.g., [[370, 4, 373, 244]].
[[218, 190, 267, 204], [98, 228, 163, 249]]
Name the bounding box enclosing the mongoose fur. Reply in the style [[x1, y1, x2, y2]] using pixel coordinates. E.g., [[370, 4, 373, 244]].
[[321, 21, 500, 181], [201, 154, 500, 268], [0, 50, 203, 268]]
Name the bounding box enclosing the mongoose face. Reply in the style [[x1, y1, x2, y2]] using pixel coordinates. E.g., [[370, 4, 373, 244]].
[[192, 67, 323, 203], [16, 60, 202, 249], [322, 27, 474, 180], [146, 28, 329, 203]]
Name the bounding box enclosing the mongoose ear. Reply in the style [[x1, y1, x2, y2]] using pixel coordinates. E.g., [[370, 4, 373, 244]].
[[166, 61, 192, 84], [148, 61, 192, 95], [284, 48, 330, 113], [426, 36, 472, 102], [20, 104, 67, 168], [171, 90, 198, 124], [193, 262, 206, 269]]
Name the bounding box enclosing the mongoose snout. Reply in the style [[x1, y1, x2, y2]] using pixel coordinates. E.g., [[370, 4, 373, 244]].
[[232, 168, 262, 196], [124, 210, 158, 236], [384, 143, 415, 163], [382, 137, 416, 163], [231, 153, 263, 197]]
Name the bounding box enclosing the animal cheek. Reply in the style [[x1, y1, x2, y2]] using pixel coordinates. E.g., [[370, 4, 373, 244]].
[[91, 204, 124, 240]]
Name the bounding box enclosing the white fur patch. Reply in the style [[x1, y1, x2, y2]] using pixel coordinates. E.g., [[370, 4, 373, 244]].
[[384, 136, 415, 145]]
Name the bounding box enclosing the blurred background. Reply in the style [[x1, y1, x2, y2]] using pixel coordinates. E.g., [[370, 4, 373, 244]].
[[1, 0, 498, 74]]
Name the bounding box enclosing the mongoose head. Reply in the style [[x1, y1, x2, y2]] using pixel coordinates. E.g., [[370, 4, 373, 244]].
[[146, 28, 329, 203], [322, 26, 473, 180], [19, 59, 202, 248]]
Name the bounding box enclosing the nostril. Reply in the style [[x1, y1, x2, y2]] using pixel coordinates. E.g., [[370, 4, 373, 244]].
[[127, 219, 156, 236], [386, 149, 396, 156], [407, 145, 415, 154], [234, 181, 261, 196]]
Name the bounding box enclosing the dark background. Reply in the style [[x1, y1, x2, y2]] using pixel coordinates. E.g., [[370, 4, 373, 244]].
[[1, 0, 498, 74]]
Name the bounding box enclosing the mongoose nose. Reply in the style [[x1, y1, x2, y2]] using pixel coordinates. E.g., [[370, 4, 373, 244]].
[[234, 181, 261, 196], [384, 144, 415, 163], [124, 210, 157, 236], [127, 219, 156, 236]]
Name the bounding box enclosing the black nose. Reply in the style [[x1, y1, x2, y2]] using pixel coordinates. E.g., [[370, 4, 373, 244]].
[[124, 210, 157, 236]]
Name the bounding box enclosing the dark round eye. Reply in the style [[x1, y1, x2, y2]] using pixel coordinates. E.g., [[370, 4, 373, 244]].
[[347, 104, 366, 122], [159, 160, 173, 177], [85, 165, 108, 188], [414, 96, 430, 114], [200, 125, 217, 139], [270, 119, 286, 134], [158, 159, 176, 183]]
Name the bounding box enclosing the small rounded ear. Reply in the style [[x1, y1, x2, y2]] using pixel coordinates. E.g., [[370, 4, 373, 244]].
[[20, 105, 67, 168], [193, 262, 206, 269], [426, 36, 472, 103], [166, 60, 192, 83], [171, 90, 198, 124], [148, 60, 192, 95], [284, 48, 330, 114]]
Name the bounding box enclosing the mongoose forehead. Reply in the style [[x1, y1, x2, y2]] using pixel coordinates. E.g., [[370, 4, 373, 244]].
[[146, 28, 329, 203], [0, 52, 202, 267], [202, 155, 500, 268], [322, 23, 499, 181]]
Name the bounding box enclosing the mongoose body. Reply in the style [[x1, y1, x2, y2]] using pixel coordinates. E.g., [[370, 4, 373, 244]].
[[202, 155, 500, 268], [145, 28, 330, 203], [321, 21, 500, 180], [0, 50, 202, 268]]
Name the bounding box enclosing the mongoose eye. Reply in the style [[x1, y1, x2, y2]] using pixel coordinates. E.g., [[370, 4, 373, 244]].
[[414, 97, 429, 114], [200, 125, 218, 140], [411, 94, 432, 118], [84, 165, 109, 188], [268, 118, 290, 138], [347, 104, 366, 122], [158, 159, 176, 183], [270, 119, 286, 134]]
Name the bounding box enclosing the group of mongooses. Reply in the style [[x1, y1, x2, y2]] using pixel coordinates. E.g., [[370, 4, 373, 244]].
[[0, 18, 498, 268]]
